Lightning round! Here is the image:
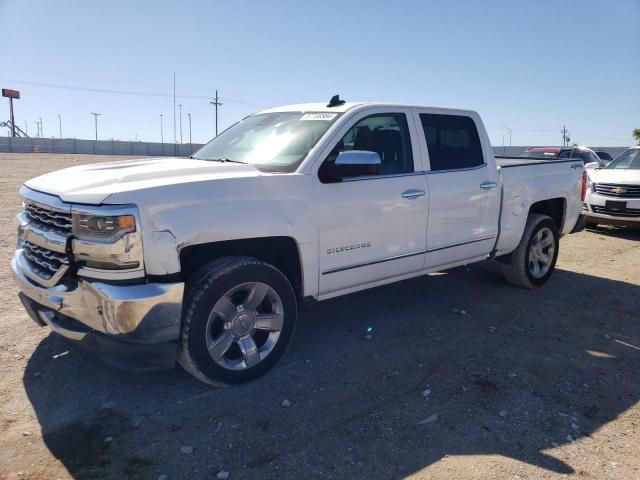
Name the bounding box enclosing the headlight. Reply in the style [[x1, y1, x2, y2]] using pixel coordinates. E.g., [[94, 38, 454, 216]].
[[71, 206, 144, 278], [72, 212, 136, 243], [586, 176, 595, 192]]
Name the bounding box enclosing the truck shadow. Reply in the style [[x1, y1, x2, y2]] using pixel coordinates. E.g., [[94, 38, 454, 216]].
[[585, 224, 640, 240], [22, 263, 640, 479]]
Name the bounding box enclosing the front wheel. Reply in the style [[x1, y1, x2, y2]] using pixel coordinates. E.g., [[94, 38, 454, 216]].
[[178, 257, 297, 386], [500, 214, 559, 289]]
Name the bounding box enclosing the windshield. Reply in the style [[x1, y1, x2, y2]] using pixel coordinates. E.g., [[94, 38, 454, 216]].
[[606, 148, 640, 170], [192, 111, 341, 172]]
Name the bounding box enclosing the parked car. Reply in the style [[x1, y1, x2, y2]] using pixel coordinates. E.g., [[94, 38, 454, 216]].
[[12, 98, 586, 385], [520, 146, 601, 165], [584, 146, 640, 228], [594, 150, 614, 166]]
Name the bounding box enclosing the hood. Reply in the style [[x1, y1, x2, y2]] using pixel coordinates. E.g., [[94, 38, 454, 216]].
[[588, 168, 640, 186], [25, 157, 262, 204]]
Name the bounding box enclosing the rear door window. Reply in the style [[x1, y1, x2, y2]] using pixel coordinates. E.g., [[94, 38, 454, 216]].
[[419, 114, 484, 171]]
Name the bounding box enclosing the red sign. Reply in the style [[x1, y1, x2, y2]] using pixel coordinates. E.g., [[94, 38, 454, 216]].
[[2, 89, 20, 99]]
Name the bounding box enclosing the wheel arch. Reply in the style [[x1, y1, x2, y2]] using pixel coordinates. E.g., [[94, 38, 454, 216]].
[[179, 236, 304, 300], [529, 197, 566, 231]]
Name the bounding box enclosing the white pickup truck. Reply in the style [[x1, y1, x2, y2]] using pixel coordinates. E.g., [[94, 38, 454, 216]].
[[12, 97, 586, 385]]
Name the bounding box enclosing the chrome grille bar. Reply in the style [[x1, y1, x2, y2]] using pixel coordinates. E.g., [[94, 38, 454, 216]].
[[24, 203, 73, 234], [593, 183, 640, 198]]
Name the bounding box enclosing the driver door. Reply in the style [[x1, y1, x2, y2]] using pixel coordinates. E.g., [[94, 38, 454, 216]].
[[313, 108, 428, 296]]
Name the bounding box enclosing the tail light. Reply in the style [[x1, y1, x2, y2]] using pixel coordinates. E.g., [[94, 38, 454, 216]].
[[581, 172, 587, 201]]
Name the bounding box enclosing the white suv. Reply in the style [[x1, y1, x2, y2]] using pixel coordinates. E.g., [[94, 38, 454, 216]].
[[584, 146, 640, 228]]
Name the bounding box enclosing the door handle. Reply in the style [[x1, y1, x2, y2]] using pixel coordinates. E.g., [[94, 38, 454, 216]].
[[480, 181, 497, 190], [402, 189, 426, 199]]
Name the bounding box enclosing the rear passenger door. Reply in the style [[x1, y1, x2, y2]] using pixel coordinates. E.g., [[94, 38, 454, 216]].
[[413, 110, 500, 267]]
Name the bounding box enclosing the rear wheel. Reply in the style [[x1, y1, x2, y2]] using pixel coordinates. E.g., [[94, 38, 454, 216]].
[[500, 214, 559, 289], [178, 257, 297, 386]]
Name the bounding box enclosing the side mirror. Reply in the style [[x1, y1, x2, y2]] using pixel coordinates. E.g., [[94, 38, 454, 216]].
[[584, 162, 599, 170], [330, 150, 381, 179]]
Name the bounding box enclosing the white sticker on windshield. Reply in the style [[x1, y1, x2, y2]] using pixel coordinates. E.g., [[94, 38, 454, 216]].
[[300, 113, 338, 121]]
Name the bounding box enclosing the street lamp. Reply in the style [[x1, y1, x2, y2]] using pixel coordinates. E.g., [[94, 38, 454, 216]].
[[187, 113, 192, 154], [178, 104, 183, 144], [502, 125, 512, 149]]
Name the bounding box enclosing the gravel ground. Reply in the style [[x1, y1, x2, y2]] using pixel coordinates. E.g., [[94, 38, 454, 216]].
[[0, 153, 639, 480]]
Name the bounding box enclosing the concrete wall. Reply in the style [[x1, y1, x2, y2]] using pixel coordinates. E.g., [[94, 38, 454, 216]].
[[0, 137, 630, 160], [0, 137, 204, 157], [492, 146, 629, 158]]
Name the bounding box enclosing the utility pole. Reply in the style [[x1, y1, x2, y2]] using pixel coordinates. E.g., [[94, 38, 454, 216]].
[[160, 114, 164, 144], [187, 113, 192, 154], [178, 104, 183, 144], [561, 126, 570, 147], [58, 114, 62, 138], [210, 90, 223, 136], [90, 112, 101, 141], [38, 117, 43, 137]]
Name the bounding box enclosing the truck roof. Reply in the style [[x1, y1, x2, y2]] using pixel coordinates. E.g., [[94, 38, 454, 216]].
[[258, 101, 478, 116]]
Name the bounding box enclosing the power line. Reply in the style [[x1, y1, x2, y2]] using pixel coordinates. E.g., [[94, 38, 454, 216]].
[[5, 79, 269, 107], [4, 67, 290, 104]]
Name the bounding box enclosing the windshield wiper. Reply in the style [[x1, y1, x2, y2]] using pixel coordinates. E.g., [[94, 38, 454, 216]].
[[209, 157, 247, 164]]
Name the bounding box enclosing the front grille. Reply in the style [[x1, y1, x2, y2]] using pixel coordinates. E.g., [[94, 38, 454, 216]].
[[591, 206, 640, 218], [593, 183, 640, 198], [24, 202, 72, 235], [22, 241, 70, 280]]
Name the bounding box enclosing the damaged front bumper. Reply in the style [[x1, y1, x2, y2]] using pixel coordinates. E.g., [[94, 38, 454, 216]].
[[12, 250, 184, 370]]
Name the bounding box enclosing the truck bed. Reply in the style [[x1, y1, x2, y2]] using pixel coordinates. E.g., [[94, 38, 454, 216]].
[[494, 155, 584, 257]]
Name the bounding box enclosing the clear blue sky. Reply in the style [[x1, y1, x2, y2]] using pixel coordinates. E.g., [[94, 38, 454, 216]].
[[0, 0, 638, 146]]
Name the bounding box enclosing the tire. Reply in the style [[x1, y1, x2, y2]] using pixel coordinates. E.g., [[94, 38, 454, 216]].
[[500, 214, 559, 289], [178, 256, 297, 386]]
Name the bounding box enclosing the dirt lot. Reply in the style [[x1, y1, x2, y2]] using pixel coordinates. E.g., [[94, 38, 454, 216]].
[[0, 153, 639, 480]]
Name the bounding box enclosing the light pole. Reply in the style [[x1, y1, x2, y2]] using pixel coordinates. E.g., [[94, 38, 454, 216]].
[[187, 113, 192, 154], [178, 104, 183, 144], [38, 117, 43, 137], [58, 114, 62, 138], [502, 125, 512, 148], [90, 112, 101, 141], [160, 114, 164, 145]]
